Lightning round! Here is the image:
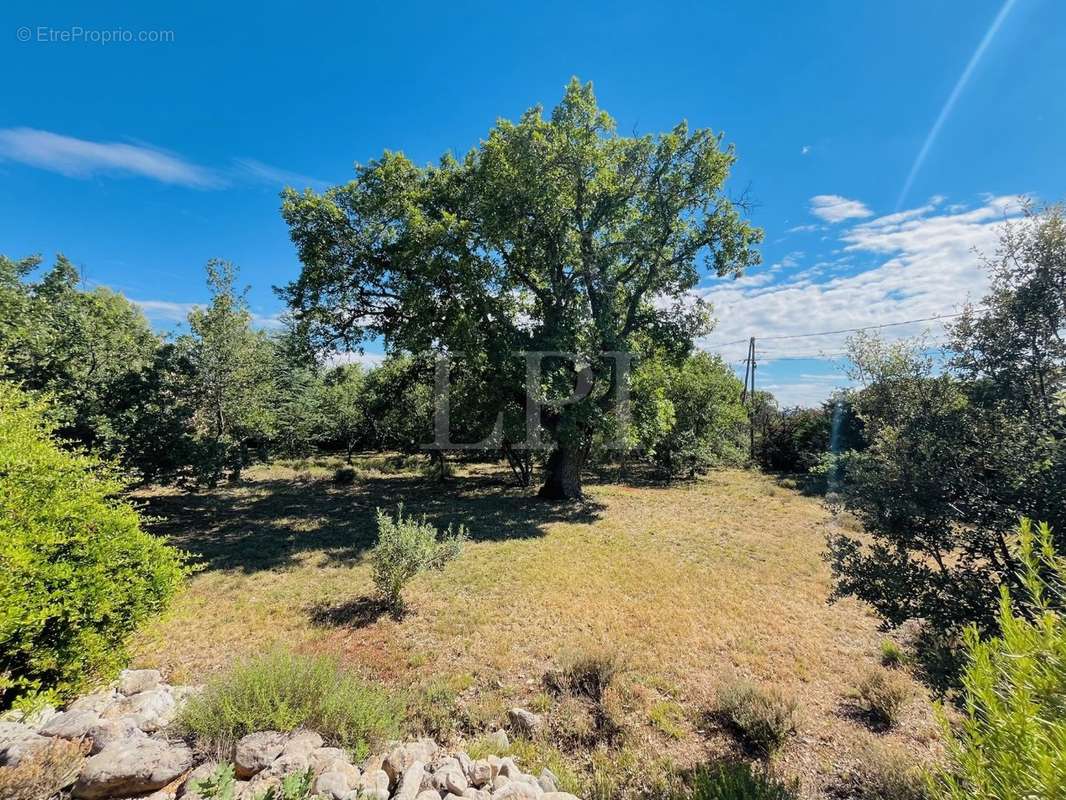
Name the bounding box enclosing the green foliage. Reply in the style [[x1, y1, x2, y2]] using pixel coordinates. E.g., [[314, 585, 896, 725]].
[[190, 763, 316, 800], [667, 762, 798, 800], [828, 205, 1066, 638], [931, 519, 1066, 800], [281, 78, 761, 498], [628, 353, 747, 479], [854, 667, 910, 728], [717, 680, 797, 754], [0, 253, 164, 470], [0, 382, 189, 708], [182, 260, 277, 484], [879, 639, 906, 668], [369, 505, 466, 609], [177, 649, 401, 758], [189, 763, 239, 800]]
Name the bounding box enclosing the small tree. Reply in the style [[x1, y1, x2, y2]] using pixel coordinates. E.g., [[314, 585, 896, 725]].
[[369, 506, 465, 610], [183, 260, 276, 484]]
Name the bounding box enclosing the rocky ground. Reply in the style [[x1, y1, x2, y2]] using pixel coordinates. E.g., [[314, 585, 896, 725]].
[[0, 670, 574, 800]]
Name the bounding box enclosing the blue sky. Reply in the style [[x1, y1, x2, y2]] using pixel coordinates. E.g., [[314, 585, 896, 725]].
[[1, 0, 1063, 405]]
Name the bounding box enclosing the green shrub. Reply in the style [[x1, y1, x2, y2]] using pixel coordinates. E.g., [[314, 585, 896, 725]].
[[668, 762, 797, 800], [369, 505, 466, 609], [880, 639, 906, 668], [855, 667, 910, 727], [0, 382, 190, 709], [177, 649, 401, 758], [717, 680, 797, 754], [191, 763, 316, 800], [931, 519, 1066, 800]]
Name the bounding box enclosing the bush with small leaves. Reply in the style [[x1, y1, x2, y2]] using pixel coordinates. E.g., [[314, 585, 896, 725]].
[[931, 520, 1066, 800], [369, 504, 466, 609], [855, 667, 911, 727], [667, 762, 798, 800], [717, 680, 798, 754], [177, 649, 400, 758], [0, 382, 190, 708]]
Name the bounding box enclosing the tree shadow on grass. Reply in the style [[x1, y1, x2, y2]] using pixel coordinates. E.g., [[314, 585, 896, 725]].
[[139, 464, 604, 575], [307, 595, 398, 628]]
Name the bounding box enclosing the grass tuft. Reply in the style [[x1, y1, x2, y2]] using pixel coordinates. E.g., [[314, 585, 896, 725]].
[[717, 680, 798, 754], [855, 667, 910, 728]]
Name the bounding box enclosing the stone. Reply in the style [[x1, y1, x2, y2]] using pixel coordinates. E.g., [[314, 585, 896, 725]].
[[542, 795, 580, 800], [0, 720, 50, 766], [467, 758, 492, 787], [313, 770, 351, 799], [280, 729, 323, 758], [414, 792, 440, 800], [538, 767, 559, 792], [40, 708, 102, 740], [86, 717, 146, 754], [393, 760, 426, 800], [493, 781, 544, 799], [383, 740, 437, 785], [508, 708, 544, 736], [108, 688, 176, 732], [72, 737, 193, 799], [309, 745, 349, 773], [116, 668, 163, 696], [177, 761, 219, 800], [356, 768, 391, 800], [233, 730, 287, 779], [431, 764, 468, 794], [67, 691, 121, 715]]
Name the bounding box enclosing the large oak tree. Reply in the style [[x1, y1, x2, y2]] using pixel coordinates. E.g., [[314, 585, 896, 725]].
[[280, 79, 761, 498]]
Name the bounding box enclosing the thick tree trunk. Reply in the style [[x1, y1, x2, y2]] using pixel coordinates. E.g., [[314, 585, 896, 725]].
[[538, 446, 584, 500]]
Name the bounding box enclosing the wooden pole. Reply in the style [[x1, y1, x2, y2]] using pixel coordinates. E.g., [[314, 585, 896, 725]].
[[748, 337, 756, 462]]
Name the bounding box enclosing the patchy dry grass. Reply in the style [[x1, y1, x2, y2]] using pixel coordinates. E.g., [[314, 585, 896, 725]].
[[131, 458, 942, 798]]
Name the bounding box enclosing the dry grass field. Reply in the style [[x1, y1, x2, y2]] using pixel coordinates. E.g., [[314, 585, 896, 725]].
[[131, 457, 943, 798]]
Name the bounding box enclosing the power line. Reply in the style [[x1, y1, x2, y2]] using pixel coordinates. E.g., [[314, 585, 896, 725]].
[[705, 308, 975, 349]]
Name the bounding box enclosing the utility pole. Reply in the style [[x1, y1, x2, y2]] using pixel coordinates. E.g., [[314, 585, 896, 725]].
[[742, 336, 756, 461]]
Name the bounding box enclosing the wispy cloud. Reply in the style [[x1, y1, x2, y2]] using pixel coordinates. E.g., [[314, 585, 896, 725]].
[[132, 299, 200, 323], [0, 128, 221, 188], [809, 194, 873, 223], [896, 0, 1019, 209], [801, 145, 811, 156], [233, 158, 328, 190]]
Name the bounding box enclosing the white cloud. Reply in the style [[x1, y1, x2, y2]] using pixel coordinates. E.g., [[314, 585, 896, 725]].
[[132, 299, 199, 323], [801, 145, 811, 156], [0, 128, 220, 188], [233, 158, 328, 190], [698, 195, 1026, 404], [809, 194, 873, 223], [325, 351, 386, 368]]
